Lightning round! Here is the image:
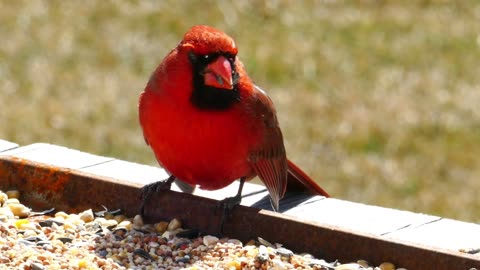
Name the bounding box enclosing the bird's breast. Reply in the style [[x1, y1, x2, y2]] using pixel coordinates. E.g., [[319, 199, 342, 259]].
[[140, 91, 263, 190]]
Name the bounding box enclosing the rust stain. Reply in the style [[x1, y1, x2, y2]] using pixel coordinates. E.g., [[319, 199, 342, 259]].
[[33, 165, 70, 193]]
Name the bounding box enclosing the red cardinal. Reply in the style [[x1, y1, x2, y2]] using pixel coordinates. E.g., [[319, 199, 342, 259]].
[[139, 25, 329, 213]]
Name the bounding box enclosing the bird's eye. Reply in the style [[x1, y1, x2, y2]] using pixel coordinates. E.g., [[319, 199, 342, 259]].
[[203, 55, 210, 60]]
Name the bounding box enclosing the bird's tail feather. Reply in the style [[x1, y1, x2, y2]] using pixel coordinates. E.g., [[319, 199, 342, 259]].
[[286, 159, 330, 197]]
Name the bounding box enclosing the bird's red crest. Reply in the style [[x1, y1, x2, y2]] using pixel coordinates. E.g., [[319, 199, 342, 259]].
[[180, 25, 238, 56]]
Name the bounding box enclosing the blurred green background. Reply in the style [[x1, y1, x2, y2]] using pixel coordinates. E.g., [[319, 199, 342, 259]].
[[1, 1, 479, 223]]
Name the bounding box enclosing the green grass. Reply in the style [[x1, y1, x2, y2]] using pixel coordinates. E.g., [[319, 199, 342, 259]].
[[1, 1, 479, 222]]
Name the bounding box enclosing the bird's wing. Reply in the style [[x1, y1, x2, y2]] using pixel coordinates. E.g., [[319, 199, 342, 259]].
[[247, 86, 288, 211]]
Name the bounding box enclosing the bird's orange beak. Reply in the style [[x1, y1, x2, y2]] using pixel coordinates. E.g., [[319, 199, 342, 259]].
[[204, 56, 233, 90]]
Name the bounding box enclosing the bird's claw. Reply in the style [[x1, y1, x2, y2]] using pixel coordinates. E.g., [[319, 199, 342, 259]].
[[218, 195, 242, 212], [217, 194, 242, 234], [140, 175, 175, 217]]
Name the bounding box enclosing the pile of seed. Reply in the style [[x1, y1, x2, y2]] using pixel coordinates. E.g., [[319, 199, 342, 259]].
[[0, 189, 405, 270]]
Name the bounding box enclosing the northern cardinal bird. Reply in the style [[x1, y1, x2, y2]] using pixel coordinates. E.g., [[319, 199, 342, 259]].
[[139, 25, 329, 214]]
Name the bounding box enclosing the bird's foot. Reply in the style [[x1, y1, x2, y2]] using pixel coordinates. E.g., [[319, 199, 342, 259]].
[[140, 175, 176, 217], [217, 193, 242, 234]]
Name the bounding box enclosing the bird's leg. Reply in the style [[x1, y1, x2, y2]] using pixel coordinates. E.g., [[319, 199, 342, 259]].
[[219, 177, 245, 233], [140, 175, 176, 217]]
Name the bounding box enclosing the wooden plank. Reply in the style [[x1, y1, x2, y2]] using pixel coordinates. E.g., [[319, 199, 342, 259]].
[[385, 218, 480, 251], [80, 159, 170, 187], [190, 180, 268, 205], [0, 140, 18, 152], [0, 143, 113, 169], [283, 198, 441, 235], [0, 142, 45, 155]]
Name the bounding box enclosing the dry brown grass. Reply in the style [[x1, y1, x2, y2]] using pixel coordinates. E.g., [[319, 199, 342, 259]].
[[1, 1, 479, 222]]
